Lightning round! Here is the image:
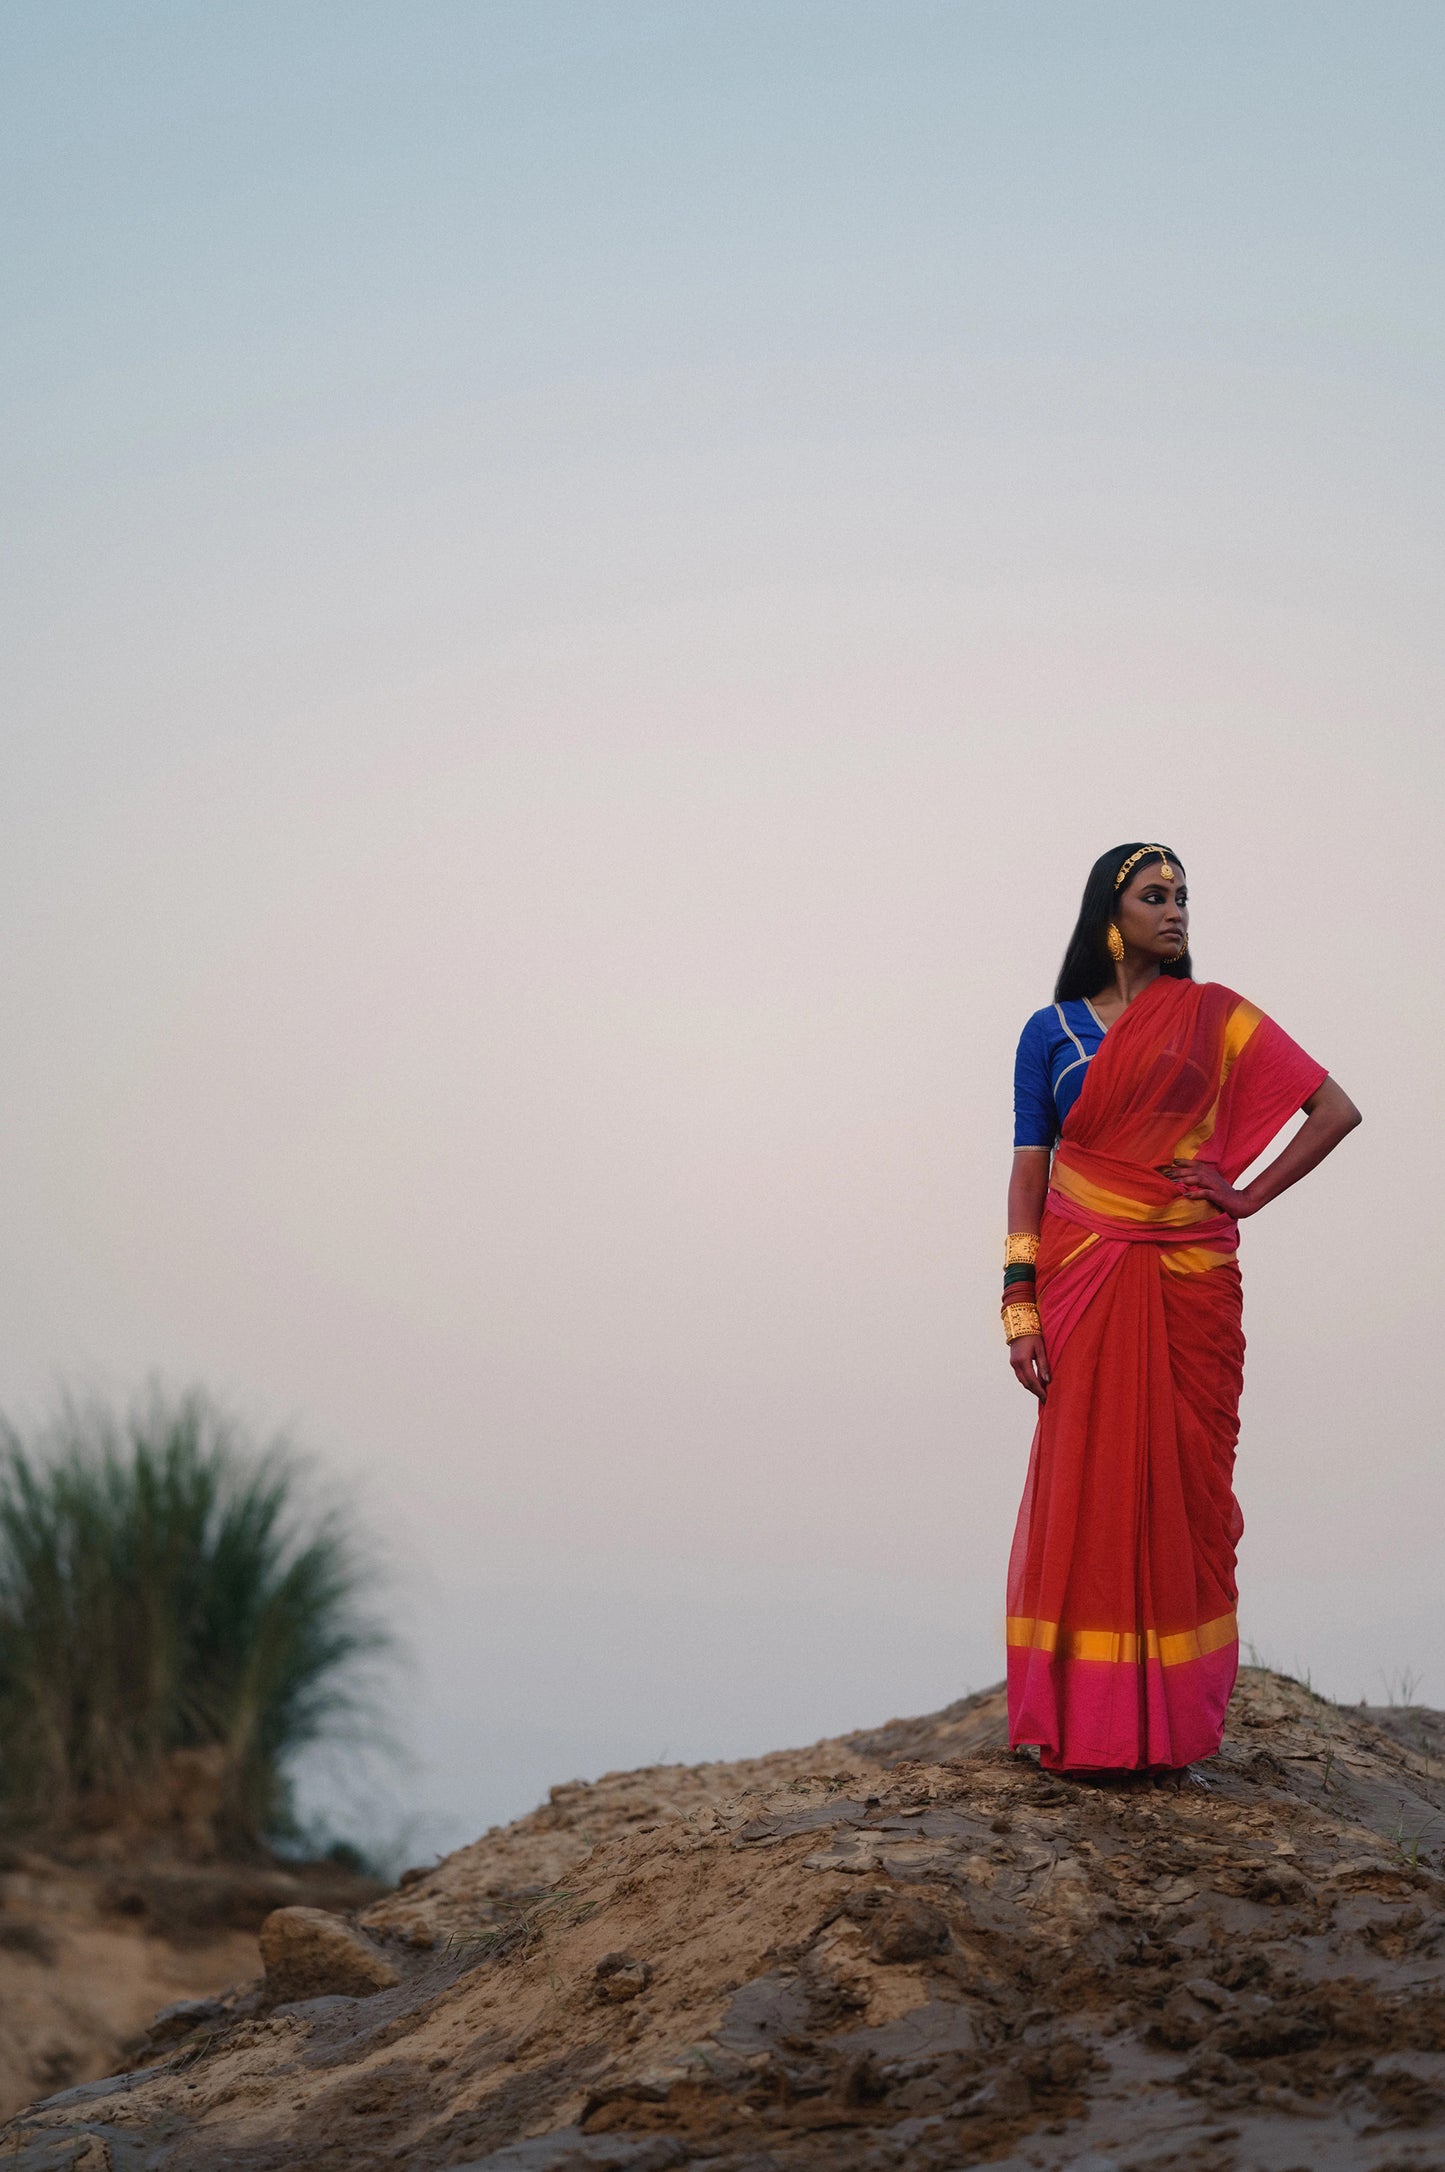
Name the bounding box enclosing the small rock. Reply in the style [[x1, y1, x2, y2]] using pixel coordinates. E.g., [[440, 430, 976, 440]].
[[258, 1906, 399, 2002], [1019, 2038, 1091, 2088], [867, 1897, 950, 1964], [1146, 1987, 1209, 2051], [594, 1952, 653, 2002]]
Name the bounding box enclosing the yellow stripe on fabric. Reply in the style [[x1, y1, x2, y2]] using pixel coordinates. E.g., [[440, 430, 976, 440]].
[[1050, 1160, 1211, 1227], [1159, 1244, 1234, 1276], [1172, 1000, 1263, 1164], [1006, 1612, 1238, 1667], [1058, 1232, 1101, 1269]]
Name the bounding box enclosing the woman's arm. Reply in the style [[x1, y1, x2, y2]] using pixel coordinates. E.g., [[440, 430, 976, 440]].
[[1165, 1076, 1361, 1219], [1008, 1146, 1051, 1234], [1006, 1148, 1052, 1402]]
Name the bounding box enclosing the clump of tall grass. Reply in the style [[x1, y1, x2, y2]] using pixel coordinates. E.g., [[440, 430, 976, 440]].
[[0, 1388, 390, 1853]]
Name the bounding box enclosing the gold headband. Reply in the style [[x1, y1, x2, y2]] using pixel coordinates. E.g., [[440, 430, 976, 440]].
[[1114, 844, 1175, 889]]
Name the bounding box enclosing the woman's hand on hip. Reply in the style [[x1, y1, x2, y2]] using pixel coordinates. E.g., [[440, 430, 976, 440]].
[[1009, 1334, 1050, 1403], [1161, 1159, 1257, 1218]]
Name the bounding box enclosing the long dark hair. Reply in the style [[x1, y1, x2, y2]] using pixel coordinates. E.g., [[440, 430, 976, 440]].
[[1054, 843, 1192, 1002]]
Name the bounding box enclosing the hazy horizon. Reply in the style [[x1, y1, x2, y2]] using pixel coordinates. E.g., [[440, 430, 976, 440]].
[[4, 1, 1442, 1854]]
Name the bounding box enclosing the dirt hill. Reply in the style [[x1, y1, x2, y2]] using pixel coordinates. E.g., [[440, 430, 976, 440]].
[[5, 1668, 1444, 2171]]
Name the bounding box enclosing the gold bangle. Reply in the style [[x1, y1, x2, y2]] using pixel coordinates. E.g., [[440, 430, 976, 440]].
[[1002, 1302, 1043, 1343], [1004, 1231, 1040, 1268]]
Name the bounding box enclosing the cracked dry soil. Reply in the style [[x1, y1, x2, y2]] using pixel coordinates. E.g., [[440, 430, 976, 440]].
[[5, 1668, 1444, 2172]]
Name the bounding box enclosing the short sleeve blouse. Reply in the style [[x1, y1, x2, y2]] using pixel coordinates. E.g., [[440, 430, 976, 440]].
[[1013, 1000, 1109, 1150]]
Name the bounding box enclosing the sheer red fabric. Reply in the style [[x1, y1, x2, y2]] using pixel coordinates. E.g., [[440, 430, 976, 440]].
[[1006, 976, 1327, 1771]]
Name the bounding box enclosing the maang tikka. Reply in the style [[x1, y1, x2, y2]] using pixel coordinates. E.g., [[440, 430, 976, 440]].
[[1114, 845, 1174, 889]]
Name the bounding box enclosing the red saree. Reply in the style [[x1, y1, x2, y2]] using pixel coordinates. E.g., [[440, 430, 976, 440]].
[[1007, 975, 1327, 1772]]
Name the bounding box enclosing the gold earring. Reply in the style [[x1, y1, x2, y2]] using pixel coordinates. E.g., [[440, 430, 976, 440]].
[[1107, 923, 1125, 963]]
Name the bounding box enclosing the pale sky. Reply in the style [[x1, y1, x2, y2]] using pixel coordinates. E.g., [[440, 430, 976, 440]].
[[4, 2, 1442, 1852]]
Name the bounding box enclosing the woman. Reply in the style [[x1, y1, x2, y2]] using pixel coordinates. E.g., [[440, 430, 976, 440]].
[[1004, 844, 1360, 1777]]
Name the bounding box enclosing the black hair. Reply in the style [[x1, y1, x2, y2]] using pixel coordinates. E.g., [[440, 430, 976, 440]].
[[1054, 843, 1192, 1002]]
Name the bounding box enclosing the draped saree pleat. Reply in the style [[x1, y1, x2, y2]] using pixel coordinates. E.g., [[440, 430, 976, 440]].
[[1006, 975, 1327, 1772]]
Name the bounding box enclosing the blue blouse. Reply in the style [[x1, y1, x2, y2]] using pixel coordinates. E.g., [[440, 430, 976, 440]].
[[1013, 999, 1109, 1149]]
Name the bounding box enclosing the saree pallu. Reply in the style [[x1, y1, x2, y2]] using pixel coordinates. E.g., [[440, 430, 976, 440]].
[[1007, 976, 1327, 1771]]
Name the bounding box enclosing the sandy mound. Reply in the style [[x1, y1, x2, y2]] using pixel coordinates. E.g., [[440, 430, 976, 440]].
[[4, 1669, 1443, 2171]]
